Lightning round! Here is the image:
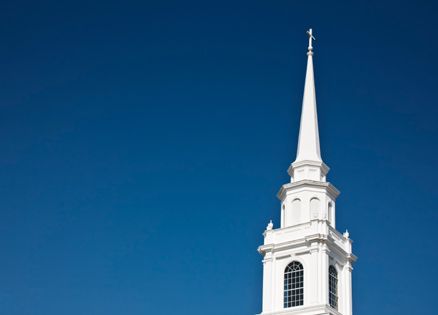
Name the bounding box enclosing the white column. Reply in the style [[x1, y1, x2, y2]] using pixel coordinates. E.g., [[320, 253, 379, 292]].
[[317, 244, 323, 304], [321, 244, 329, 305], [262, 252, 273, 313], [272, 255, 279, 311], [309, 245, 319, 305], [343, 261, 353, 315]]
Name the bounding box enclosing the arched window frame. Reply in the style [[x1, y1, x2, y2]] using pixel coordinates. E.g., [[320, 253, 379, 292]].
[[290, 198, 301, 225], [310, 197, 320, 218], [284, 261, 304, 308], [329, 265, 338, 309], [328, 202, 333, 224]]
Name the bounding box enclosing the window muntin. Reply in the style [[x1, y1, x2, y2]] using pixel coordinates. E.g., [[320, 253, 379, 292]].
[[284, 261, 304, 308], [329, 265, 338, 309]]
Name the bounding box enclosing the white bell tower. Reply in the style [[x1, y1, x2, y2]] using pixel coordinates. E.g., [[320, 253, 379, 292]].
[[258, 29, 357, 315]]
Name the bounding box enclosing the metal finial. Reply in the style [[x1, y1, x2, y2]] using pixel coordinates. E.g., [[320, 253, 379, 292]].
[[307, 28, 316, 53]]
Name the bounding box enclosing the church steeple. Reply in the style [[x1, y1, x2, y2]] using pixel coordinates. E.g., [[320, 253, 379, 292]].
[[295, 29, 321, 163], [258, 30, 356, 315], [288, 29, 329, 182]]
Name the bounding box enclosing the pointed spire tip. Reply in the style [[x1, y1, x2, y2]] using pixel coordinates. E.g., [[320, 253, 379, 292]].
[[306, 28, 316, 55]]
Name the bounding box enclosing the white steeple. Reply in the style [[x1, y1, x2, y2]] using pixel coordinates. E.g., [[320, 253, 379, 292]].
[[288, 29, 329, 182], [295, 28, 321, 163], [258, 29, 356, 315]]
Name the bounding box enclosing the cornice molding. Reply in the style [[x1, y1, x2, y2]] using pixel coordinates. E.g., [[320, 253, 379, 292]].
[[277, 180, 340, 200], [259, 234, 351, 258], [289, 160, 330, 175]]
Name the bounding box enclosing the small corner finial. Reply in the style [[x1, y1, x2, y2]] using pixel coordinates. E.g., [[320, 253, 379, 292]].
[[306, 28, 316, 55], [266, 220, 273, 231], [343, 229, 350, 239]]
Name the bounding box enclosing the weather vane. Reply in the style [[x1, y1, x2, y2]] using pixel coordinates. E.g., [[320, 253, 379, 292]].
[[307, 28, 316, 53]]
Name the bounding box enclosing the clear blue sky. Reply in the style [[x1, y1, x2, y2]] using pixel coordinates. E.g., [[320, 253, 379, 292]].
[[1, 1, 437, 314]]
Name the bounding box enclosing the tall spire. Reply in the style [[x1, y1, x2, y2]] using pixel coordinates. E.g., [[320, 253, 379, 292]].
[[289, 29, 329, 182], [295, 28, 321, 163]]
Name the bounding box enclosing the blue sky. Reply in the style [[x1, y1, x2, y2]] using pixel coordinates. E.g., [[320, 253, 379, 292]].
[[1, 1, 437, 314]]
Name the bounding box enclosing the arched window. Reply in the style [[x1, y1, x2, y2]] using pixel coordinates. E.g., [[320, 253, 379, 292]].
[[284, 261, 304, 308], [328, 202, 333, 224], [310, 198, 320, 218], [329, 265, 338, 309], [290, 198, 301, 225]]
